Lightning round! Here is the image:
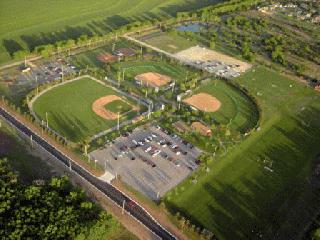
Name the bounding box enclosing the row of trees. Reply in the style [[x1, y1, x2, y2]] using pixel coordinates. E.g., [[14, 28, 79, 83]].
[[0, 158, 119, 239]]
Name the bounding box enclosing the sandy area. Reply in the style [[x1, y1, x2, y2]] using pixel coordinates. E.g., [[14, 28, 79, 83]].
[[174, 46, 252, 72], [183, 93, 221, 112], [135, 72, 172, 87], [92, 95, 122, 120]]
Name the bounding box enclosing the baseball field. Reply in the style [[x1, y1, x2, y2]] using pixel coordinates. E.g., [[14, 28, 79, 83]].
[[0, 0, 219, 65], [165, 66, 320, 240], [183, 80, 259, 133], [112, 60, 187, 84], [32, 77, 139, 142]]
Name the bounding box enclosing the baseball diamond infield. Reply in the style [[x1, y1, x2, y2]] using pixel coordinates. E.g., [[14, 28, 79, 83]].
[[183, 93, 221, 112], [92, 95, 137, 120], [135, 72, 172, 87]]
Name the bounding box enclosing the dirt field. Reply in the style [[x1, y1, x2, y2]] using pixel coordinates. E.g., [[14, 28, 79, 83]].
[[135, 72, 172, 87], [92, 95, 138, 120], [183, 93, 221, 112], [97, 52, 118, 63], [174, 46, 252, 72]]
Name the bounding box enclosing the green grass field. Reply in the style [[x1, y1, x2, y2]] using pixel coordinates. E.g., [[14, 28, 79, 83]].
[[188, 80, 259, 132], [165, 66, 320, 239], [113, 60, 186, 83], [32, 77, 138, 142], [105, 100, 132, 115], [140, 32, 197, 53], [0, 0, 220, 65]]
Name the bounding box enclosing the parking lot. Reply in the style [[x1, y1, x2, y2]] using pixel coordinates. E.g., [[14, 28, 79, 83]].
[[15, 59, 77, 89], [0, 58, 77, 94], [89, 125, 202, 200]]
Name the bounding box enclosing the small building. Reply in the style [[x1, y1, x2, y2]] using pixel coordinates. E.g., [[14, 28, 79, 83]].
[[172, 121, 189, 133], [191, 122, 212, 137], [115, 48, 136, 57], [315, 85, 320, 92]]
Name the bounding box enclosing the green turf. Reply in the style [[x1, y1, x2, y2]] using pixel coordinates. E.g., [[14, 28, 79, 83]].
[[164, 66, 320, 239], [0, 0, 220, 65], [140, 32, 197, 53], [32, 77, 138, 142], [0, 121, 52, 184], [104, 99, 132, 115], [188, 80, 259, 132], [113, 60, 186, 83]]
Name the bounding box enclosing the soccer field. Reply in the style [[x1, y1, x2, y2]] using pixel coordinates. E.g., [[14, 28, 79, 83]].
[[0, 0, 219, 65], [32, 77, 139, 142], [165, 66, 320, 240]]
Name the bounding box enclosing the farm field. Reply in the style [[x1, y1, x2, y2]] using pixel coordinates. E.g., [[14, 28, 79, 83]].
[[165, 66, 320, 240], [184, 80, 259, 133], [0, 0, 220, 65], [32, 77, 139, 142]]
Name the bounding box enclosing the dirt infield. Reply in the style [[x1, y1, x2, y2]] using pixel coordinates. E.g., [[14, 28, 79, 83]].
[[97, 52, 118, 63], [92, 95, 123, 120], [183, 93, 221, 112], [174, 46, 252, 72], [135, 72, 172, 87]]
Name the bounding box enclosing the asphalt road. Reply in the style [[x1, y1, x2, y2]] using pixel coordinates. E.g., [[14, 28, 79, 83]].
[[0, 106, 177, 240]]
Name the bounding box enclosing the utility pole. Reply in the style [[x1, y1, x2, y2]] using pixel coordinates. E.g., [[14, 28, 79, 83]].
[[30, 135, 33, 148], [24, 56, 27, 68], [117, 112, 120, 131], [61, 65, 64, 82], [69, 160, 72, 171], [122, 200, 126, 214], [35, 76, 39, 94], [45, 112, 49, 128]]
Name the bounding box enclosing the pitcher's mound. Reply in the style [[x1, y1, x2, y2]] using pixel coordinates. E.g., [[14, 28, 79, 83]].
[[183, 93, 221, 112]]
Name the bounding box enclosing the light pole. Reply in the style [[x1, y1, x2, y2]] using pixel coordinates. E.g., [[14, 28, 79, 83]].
[[45, 112, 49, 128]]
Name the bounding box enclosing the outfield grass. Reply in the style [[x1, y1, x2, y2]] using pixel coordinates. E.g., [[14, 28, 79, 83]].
[[189, 80, 259, 132], [165, 66, 320, 240], [113, 60, 186, 83], [140, 32, 197, 53], [0, 0, 220, 65], [105, 100, 132, 115], [32, 77, 138, 142]]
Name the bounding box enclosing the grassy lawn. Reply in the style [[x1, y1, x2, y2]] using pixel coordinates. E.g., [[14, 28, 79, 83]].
[[0, 0, 220, 65], [189, 79, 259, 132], [113, 60, 186, 82], [140, 32, 197, 53], [164, 66, 320, 240], [0, 120, 52, 184], [105, 99, 132, 115], [32, 77, 138, 142]]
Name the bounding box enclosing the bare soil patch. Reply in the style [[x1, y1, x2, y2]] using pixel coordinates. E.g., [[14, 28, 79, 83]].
[[174, 46, 252, 72], [183, 93, 221, 112], [135, 72, 172, 87], [97, 52, 118, 63]]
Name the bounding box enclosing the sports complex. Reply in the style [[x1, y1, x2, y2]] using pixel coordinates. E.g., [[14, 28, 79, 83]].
[[1, 4, 320, 239]]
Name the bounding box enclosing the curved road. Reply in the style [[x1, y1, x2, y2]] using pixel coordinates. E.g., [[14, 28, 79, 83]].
[[0, 106, 177, 240]]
